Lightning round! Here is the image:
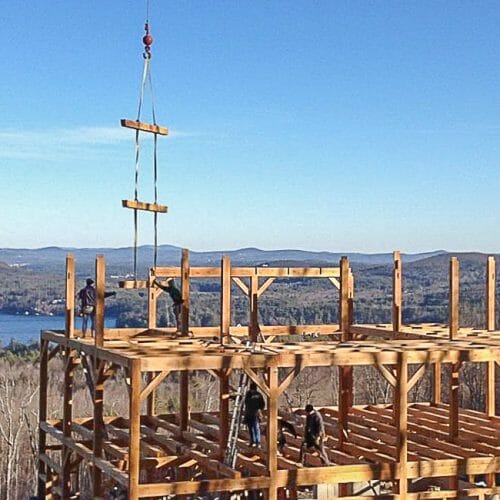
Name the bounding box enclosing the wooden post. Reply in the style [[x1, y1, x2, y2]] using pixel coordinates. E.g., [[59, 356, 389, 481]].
[[146, 372, 155, 416], [267, 366, 279, 500], [392, 250, 402, 334], [62, 348, 76, 497], [95, 255, 105, 346], [348, 270, 354, 326], [449, 361, 460, 440], [37, 338, 49, 498], [395, 353, 408, 496], [432, 362, 442, 405], [486, 361, 496, 417], [449, 257, 459, 340], [147, 269, 157, 329], [180, 370, 189, 432], [486, 256, 496, 331], [338, 257, 353, 451], [339, 256, 350, 339], [129, 359, 142, 500], [181, 248, 190, 336], [220, 256, 231, 344], [218, 369, 230, 458], [93, 359, 105, 497], [62, 254, 76, 497], [250, 273, 259, 342], [65, 254, 75, 338]]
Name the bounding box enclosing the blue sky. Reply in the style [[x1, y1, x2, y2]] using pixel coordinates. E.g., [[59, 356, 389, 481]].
[[1, 1, 499, 253]]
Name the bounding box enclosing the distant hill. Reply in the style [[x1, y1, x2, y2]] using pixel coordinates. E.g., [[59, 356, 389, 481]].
[[0, 246, 446, 275]]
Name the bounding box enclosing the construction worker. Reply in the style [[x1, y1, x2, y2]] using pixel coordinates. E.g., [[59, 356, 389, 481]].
[[299, 404, 330, 465], [244, 382, 265, 447], [154, 278, 183, 332], [77, 278, 116, 337]]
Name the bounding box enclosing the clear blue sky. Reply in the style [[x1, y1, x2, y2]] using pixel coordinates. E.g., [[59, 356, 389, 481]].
[[1, 1, 499, 253]]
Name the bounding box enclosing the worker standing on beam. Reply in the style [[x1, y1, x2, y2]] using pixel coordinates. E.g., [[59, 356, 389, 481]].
[[244, 382, 265, 447], [154, 278, 183, 332], [299, 404, 330, 466], [77, 278, 116, 337]]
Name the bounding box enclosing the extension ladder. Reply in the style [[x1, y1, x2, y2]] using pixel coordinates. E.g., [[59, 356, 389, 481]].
[[223, 341, 257, 468]]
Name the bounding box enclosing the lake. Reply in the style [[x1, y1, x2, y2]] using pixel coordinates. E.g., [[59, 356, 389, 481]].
[[0, 313, 117, 345]]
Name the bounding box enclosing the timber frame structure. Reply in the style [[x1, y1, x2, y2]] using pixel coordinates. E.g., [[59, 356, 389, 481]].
[[38, 251, 500, 499]]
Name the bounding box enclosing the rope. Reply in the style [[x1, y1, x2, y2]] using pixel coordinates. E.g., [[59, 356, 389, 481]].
[[129, 0, 160, 277], [132, 57, 151, 279]]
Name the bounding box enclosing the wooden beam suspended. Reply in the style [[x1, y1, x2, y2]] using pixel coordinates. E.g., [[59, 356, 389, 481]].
[[121, 118, 168, 135], [119, 280, 149, 289], [122, 199, 168, 213]]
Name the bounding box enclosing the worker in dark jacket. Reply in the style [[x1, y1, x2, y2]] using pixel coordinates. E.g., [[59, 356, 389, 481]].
[[299, 404, 330, 465], [154, 278, 183, 331], [77, 278, 116, 337], [244, 382, 265, 447]]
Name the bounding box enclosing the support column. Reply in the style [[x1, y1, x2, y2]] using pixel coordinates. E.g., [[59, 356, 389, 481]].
[[392, 250, 402, 334], [432, 362, 442, 405], [220, 256, 231, 344], [250, 274, 259, 342], [218, 369, 230, 459], [129, 359, 142, 500], [37, 338, 49, 498], [339, 256, 350, 339], [95, 255, 106, 346], [449, 361, 461, 440], [65, 254, 75, 338], [338, 257, 353, 452], [449, 257, 459, 340], [267, 366, 279, 500], [92, 255, 106, 497], [147, 269, 157, 329], [486, 256, 496, 331], [180, 370, 189, 432], [62, 349, 76, 497], [92, 359, 105, 498], [395, 353, 408, 497], [62, 254, 76, 497], [486, 360, 496, 417], [181, 248, 190, 336]]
